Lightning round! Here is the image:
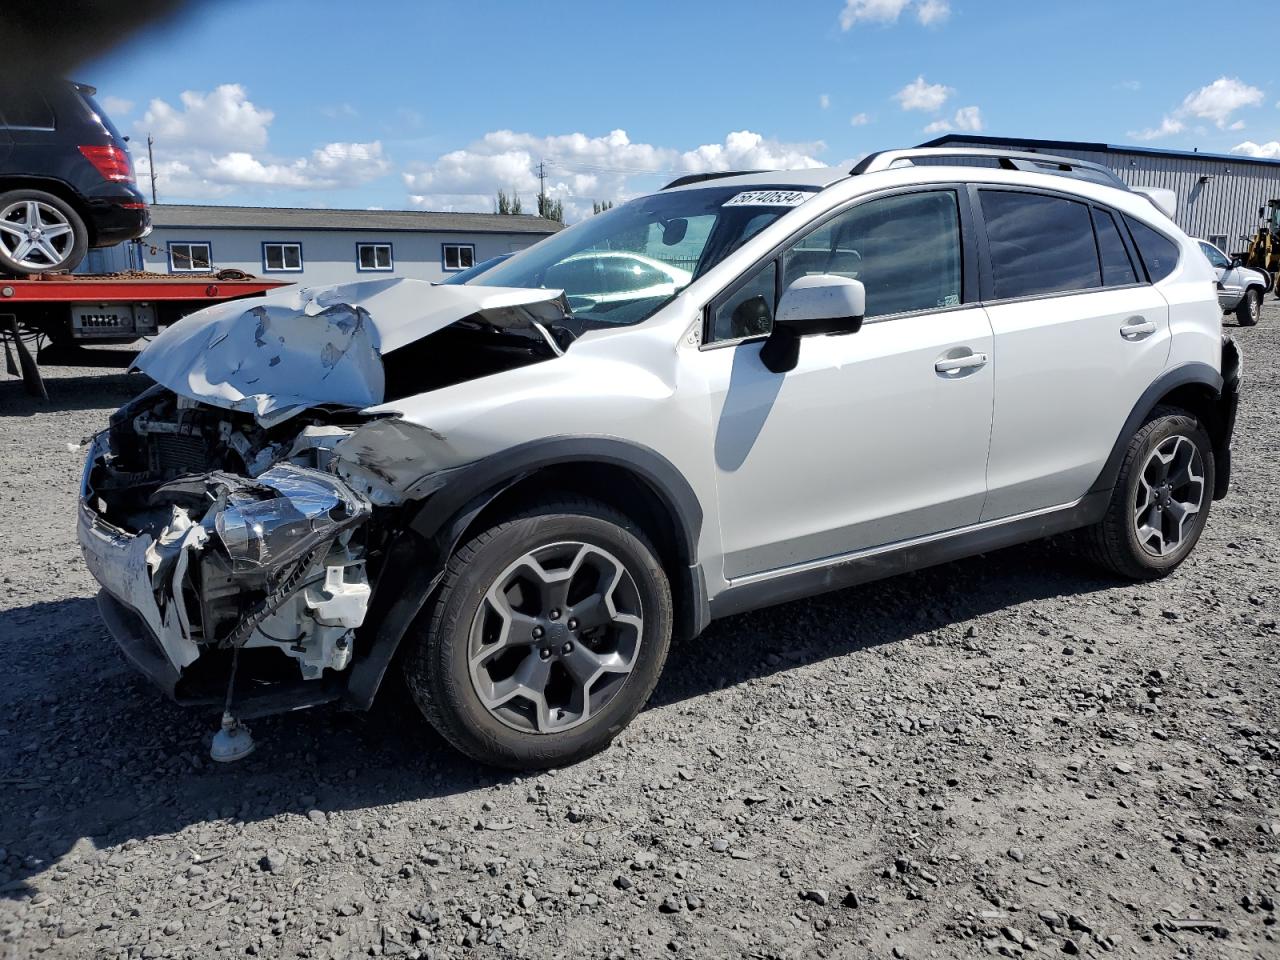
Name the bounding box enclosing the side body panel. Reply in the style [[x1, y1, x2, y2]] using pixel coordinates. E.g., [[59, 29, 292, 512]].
[[696, 307, 994, 579], [981, 286, 1171, 519]]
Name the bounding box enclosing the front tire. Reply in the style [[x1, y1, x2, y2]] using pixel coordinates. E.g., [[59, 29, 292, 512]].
[[403, 498, 673, 769], [0, 190, 88, 275], [1236, 288, 1261, 326], [1083, 406, 1214, 580]]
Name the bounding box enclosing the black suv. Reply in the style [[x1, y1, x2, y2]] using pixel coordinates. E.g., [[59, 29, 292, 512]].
[[0, 78, 150, 275]]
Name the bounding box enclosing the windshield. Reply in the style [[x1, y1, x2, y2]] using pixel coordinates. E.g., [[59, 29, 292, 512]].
[[441, 253, 511, 285], [474, 185, 817, 332]]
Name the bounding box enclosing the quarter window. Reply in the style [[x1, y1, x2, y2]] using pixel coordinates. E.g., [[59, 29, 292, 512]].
[[1, 88, 55, 130], [1094, 208, 1138, 286], [263, 242, 302, 272], [357, 242, 393, 271], [442, 243, 476, 271], [1123, 215, 1180, 283], [712, 260, 777, 341], [980, 191, 1101, 300], [168, 242, 211, 273], [781, 190, 962, 319]]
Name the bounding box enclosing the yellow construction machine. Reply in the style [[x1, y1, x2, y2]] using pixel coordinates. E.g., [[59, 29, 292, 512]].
[[1241, 199, 1280, 295]]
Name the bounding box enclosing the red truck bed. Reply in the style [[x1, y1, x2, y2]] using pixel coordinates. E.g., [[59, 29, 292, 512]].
[[0, 272, 292, 399]]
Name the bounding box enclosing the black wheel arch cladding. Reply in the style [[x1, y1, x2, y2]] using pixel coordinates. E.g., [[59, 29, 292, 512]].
[[1089, 357, 1236, 502], [344, 436, 706, 711]]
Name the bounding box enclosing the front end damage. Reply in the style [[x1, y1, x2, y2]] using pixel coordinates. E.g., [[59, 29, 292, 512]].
[[76, 279, 571, 735], [79, 392, 377, 714]]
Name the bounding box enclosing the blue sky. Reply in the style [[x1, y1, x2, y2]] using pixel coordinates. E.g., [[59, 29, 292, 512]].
[[86, 0, 1280, 221]]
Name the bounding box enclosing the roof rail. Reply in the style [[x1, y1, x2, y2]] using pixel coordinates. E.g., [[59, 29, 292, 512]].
[[851, 148, 1128, 191], [661, 170, 769, 190]]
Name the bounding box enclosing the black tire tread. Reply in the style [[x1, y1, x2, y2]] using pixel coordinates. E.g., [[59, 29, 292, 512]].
[[1081, 405, 1211, 580], [404, 496, 672, 769], [1235, 288, 1260, 326]]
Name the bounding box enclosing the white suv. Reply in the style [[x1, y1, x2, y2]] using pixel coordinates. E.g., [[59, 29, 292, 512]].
[[78, 147, 1241, 768]]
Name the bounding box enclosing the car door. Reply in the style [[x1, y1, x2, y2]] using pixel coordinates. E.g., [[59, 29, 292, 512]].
[[696, 187, 995, 580], [1198, 240, 1240, 310], [978, 189, 1172, 521]]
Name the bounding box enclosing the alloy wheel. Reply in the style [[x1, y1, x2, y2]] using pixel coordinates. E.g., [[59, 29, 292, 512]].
[[1133, 434, 1206, 557], [0, 200, 75, 270], [467, 541, 644, 733], [1249, 291, 1260, 323]]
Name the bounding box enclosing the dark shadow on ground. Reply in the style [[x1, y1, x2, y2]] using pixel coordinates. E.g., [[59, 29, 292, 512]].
[[0, 369, 148, 417], [0, 537, 1116, 901]]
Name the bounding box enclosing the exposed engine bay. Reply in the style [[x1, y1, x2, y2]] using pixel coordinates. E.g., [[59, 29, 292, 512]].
[[76, 279, 572, 743]]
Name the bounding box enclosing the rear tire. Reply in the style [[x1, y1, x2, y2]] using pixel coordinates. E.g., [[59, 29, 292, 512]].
[[1082, 406, 1213, 580], [403, 498, 673, 769], [0, 190, 88, 275], [1236, 288, 1260, 326]]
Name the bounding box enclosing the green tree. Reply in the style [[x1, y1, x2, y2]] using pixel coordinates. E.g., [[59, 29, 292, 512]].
[[495, 190, 523, 215], [537, 192, 564, 223], [592, 200, 614, 215]]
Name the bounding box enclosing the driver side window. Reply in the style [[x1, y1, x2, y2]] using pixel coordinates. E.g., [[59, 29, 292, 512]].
[[783, 190, 962, 318], [1198, 241, 1229, 269]]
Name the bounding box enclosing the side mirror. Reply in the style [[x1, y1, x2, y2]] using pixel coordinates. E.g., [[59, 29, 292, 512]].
[[1231, 257, 1243, 269], [760, 275, 865, 374]]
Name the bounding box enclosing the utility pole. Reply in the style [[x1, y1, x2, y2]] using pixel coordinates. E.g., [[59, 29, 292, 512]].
[[537, 160, 546, 202], [146, 133, 158, 205]]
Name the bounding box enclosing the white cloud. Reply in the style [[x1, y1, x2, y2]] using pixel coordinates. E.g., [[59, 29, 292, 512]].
[[1130, 116, 1185, 141], [952, 105, 983, 131], [134, 85, 390, 200], [1180, 77, 1263, 128], [839, 0, 949, 28], [321, 102, 359, 119], [140, 84, 273, 151], [819, 93, 830, 110], [921, 105, 983, 135], [849, 112, 871, 126], [1129, 76, 1264, 142], [1232, 140, 1280, 159], [404, 128, 826, 221], [101, 95, 133, 116], [894, 75, 953, 112], [916, 0, 950, 25]]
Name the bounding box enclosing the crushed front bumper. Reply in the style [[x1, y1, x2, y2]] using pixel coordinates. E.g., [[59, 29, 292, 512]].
[[77, 434, 373, 716]]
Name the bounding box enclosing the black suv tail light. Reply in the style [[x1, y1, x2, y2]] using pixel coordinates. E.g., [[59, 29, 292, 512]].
[[78, 144, 134, 183]]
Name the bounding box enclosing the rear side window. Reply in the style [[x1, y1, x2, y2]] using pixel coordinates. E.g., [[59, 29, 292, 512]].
[[1123, 215, 1180, 283], [1093, 208, 1138, 286], [980, 191, 1101, 300], [2, 87, 56, 130]]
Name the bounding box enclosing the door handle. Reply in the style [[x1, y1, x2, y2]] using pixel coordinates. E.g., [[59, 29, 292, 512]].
[[1120, 316, 1157, 339], [935, 352, 988, 374]]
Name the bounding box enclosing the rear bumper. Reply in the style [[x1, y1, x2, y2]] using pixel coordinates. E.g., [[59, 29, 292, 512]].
[[83, 184, 151, 246]]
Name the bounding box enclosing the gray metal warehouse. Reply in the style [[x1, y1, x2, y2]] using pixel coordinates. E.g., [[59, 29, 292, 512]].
[[922, 134, 1280, 255]]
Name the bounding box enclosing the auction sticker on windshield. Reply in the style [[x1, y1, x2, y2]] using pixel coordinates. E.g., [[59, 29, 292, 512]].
[[723, 190, 810, 207]]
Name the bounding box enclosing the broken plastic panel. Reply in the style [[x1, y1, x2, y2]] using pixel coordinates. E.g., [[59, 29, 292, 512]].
[[214, 464, 368, 572]]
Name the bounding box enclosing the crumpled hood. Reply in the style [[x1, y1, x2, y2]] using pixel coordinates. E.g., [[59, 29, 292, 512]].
[[133, 277, 564, 426]]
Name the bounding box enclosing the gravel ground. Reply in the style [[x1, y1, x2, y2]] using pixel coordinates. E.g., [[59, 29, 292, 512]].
[[1, 305, 1277, 960]]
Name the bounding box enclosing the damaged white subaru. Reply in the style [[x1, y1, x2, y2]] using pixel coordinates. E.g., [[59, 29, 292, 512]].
[[79, 147, 1241, 768]]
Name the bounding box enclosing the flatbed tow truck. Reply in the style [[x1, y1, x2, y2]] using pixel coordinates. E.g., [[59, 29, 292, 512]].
[[0, 271, 290, 399]]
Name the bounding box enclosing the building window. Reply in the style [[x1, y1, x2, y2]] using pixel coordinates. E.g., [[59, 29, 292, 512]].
[[357, 242, 393, 272], [442, 243, 476, 272], [168, 241, 212, 273], [1208, 234, 1228, 252], [262, 242, 303, 272]]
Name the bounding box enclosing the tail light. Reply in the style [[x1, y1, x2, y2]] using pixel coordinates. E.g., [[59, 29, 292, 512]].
[[78, 145, 134, 183]]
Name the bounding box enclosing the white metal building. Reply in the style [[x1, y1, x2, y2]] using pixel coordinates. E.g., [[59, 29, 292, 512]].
[[83, 204, 563, 283], [921, 135, 1280, 254]]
